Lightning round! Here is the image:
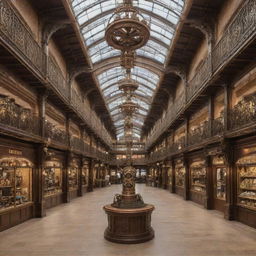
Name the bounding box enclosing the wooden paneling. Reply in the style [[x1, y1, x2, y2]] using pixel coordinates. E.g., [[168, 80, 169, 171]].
[[0, 203, 33, 231], [190, 191, 205, 206], [237, 207, 256, 229], [175, 186, 184, 197], [44, 193, 63, 209]]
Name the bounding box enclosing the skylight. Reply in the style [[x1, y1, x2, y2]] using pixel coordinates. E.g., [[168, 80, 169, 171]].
[[71, 0, 184, 140]]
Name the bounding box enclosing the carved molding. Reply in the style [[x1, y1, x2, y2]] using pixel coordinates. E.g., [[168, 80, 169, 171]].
[[165, 65, 187, 82], [42, 20, 71, 45]]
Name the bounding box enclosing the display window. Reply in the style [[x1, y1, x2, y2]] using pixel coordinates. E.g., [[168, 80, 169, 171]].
[[82, 163, 89, 187], [68, 160, 79, 190], [167, 167, 172, 186], [0, 157, 32, 211], [190, 160, 206, 193], [213, 156, 227, 200], [175, 162, 185, 188], [43, 160, 62, 196], [237, 154, 256, 210]]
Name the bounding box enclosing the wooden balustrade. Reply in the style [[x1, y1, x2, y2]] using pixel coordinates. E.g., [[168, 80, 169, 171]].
[[0, 95, 40, 136], [0, 0, 45, 75], [212, 0, 256, 73], [47, 56, 69, 101], [186, 55, 212, 102], [0, 0, 112, 148], [44, 120, 68, 146], [146, 0, 256, 150], [187, 121, 210, 146], [229, 93, 256, 130]]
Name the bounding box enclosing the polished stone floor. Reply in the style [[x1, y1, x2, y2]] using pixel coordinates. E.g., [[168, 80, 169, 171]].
[[1, 184, 256, 256]]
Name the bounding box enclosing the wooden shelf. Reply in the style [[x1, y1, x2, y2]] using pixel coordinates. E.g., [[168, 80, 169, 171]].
[[191, 183, 206, 188], [238, 204, 256, 211], [240, 187, 256, 191], [238, 195, 256, 200]]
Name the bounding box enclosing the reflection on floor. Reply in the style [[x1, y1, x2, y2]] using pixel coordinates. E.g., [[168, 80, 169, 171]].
[[0, 184, 256, 256]]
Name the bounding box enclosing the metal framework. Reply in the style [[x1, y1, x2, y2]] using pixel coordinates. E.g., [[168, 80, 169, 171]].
[[71, 0, 184, 140]]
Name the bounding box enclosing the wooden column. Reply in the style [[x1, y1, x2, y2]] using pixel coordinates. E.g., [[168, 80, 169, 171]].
[[38, 89, 48, 138], [184, 155, 190, 200], [34, 144, 46, 217], [184, 117, 189, 147], [77, 156, 83, 197], [88, 158, 94, 192], [171, 159, 176, 193], [63, 151, 71, 203], [208, 95, 214, 137], [222, 141, 235, 220], [223, 84, 231, 131], [204, 154, 214, 209]]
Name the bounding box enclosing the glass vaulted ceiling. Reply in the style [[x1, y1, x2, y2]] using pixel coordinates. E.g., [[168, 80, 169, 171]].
[[71, 0, 184, 140]]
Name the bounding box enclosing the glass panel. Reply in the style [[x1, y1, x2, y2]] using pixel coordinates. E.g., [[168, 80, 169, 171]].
[[216, 167, 226, 200], [15, 167, 32, 206], [0, 164, 32, 211], [44, 162, 62, 196], [68, 167, 79, 190], [72, 0, 184, 139], [82, 165, 89, 186], [0, 167, 15, 210]]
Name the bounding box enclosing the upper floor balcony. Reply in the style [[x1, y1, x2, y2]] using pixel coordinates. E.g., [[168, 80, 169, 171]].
[[145, 0, 256, 149], [0, 0, 113, 148]]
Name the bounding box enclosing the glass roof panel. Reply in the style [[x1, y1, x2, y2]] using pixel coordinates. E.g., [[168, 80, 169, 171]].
[[71, 0, 184, 139]]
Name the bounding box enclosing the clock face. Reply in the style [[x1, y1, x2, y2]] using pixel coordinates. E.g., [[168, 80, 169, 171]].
[[125, 173, 132, 179]]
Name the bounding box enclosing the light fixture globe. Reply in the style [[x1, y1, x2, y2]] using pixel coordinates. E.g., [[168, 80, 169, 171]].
[[118, 77, 138, 94], [105, 5, 150, 51], [120, 100, 138, 116]]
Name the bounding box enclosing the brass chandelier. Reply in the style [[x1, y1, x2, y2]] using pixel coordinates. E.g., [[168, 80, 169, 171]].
[[105, 0, 150, 145]]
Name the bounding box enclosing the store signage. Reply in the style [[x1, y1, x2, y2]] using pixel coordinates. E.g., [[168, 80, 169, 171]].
[[243, 147, 256, 154], [8, 149, 22, 156]]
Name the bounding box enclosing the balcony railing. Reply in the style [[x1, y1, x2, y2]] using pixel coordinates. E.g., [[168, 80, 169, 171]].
[[229, 93, 256, 130], [146, 0, 256, 150], [47, 55, 69, 101], [0, 0, 45, 75], [0, 0, 113, 148], [0, 95, 40, 136], [44, 120, 68, 146], [70, 136, 84, 152], [146, 94, 185, 148], [186, 55, 212, 101], [212, 0, 256, 73], [212, 116, 224, 136], [187, 121, 210, 146]]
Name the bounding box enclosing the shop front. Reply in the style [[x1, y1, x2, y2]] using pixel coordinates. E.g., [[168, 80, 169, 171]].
[[235, 141, 256, 228], [68, 158, 80, 200], [212, 156, 227, 212], [0, 141, 34, 231], [189, 158, 206, 206], [174, 159, 185, 197], [43, 154, 64, 209]]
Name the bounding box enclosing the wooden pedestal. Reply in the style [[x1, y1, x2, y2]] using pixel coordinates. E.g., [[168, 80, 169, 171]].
[[103, 204, 155, 244]]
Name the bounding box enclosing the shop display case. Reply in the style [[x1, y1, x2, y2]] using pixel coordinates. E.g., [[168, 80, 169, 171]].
[[216, 167, 227, 200], [82, 167, 89, 187], [44, 161, 62, 196], [190, 162, 206, 193], [68, 167, 78, 190], [175, 165, 185, 188], [237, 155, 256, 210], [175, 161, 185, 197], [168, 167, 172, 188], [0, 158, 32, 211]]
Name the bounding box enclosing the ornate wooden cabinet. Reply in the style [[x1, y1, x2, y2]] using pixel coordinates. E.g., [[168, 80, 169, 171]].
[[0, 139, 35, 231]]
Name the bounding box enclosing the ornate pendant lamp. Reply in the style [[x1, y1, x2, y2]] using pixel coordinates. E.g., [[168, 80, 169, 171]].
[[103, 0, 154, 244], [105, 0, 150, 52]]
